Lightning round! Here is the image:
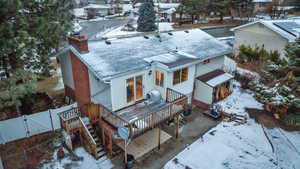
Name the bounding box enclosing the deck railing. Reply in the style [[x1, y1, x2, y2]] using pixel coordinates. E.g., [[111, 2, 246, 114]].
[[59, 88, 187, 139], [102, 106, 129, 128], [104, 88, 188, 138], [59, 107, 80, 121], [166, 88, 187, 103]]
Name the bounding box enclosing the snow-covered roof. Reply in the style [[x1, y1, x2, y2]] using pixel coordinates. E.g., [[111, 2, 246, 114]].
[[72, 29, 232, 80], [144, 51, 198, 69], [231, 19, 300, 42], [207, 73, 233, 87], [252, 0, 272, 2], [161, 7, 176, 14], [134, 3, 179, 9], [158, 3, 180, 9], [197, 69, 233, 87], [84, 4, 112, 9]]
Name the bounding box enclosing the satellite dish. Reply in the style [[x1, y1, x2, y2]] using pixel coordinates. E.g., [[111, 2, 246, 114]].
[[118, 126, 130, 140]]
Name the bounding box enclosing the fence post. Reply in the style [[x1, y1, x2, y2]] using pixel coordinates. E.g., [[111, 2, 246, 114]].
[[23, 115, 30, 137], [49, 110, 55, 131]]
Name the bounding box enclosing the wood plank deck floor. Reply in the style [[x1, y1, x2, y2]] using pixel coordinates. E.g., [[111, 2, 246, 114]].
[[116, 128, 172, 159]]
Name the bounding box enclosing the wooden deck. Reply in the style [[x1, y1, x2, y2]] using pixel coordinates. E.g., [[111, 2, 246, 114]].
[[116, 128, 172, 159]]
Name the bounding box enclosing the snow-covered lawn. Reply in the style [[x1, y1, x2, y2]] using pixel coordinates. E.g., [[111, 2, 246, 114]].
[[41, 147, 113, 169], [164, 80, 300, 169], [101, 22, 175, 39]]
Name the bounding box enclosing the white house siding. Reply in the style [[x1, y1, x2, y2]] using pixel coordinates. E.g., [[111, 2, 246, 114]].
[[60, 53, 75, 89], [194, 80, 213, 105], [195, 56, 225, 77], [234, 23, 288, 58], [167, 65, 196, 102], [88, 70, 112, 109], [110, 69, 153, 111]]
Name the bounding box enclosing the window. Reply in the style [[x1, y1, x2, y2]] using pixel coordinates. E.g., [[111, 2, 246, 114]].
[[126, 75, 144, 103], [135, 75, 143, 100], [173, 67, 188, 85], [155, 71, 164, 87]]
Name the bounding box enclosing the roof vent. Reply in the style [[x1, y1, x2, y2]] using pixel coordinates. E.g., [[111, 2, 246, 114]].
[[184, 30, 189, 33], [144, 35, 149, 39], [105, 40, 111, 45], [155, 34, 161, 38], [168, 32, 173, 36]]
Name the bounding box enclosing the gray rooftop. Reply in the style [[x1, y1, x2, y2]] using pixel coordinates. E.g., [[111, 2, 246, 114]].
[[76, 29, 232, 80]]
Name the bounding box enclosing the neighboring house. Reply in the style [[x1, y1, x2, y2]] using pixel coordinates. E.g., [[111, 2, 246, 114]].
[[133, 2, 180, 22], [231, 19, 300, 58], [58, 29, 234, 160], [171, 12, 193, 24], [253, 0, 273, 14], [158, 3, 180, 22], [84, 4, 117, 18]]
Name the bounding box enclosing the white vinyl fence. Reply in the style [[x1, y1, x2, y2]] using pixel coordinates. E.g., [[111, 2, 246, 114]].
[[0, 103, 77, 144]]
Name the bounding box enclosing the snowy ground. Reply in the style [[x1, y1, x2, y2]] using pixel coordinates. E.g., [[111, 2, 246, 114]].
[[164, 80, 300, 169], [101, 22, 175, 39], [41, 147, 113, 169]]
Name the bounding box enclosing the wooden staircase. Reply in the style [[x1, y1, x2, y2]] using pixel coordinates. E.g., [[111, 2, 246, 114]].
[[79, 117, 106, 159], [86, 123, 106, 159]]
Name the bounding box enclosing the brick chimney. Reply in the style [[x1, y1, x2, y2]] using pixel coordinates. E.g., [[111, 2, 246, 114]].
[[68, 34, 89, 53]]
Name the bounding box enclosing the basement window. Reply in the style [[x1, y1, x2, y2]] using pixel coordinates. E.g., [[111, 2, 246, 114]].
[[173, 67, 188, 85], [155, 71, 164, 87]]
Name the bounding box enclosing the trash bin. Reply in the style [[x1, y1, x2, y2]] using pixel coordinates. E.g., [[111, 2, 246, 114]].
[[183, 104, 192, 116], [125, 154, 135, 169]]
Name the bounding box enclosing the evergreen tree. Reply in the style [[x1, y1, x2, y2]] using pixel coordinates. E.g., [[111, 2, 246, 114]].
[[208, 0, 231, 22], [137, 0, 157, 32], [178, 0, 209, 24], [0, 0, 73, 77], [0, 69, 37, 111]]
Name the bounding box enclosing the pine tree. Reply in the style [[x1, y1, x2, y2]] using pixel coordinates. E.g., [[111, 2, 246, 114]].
[[137, 0, 157, 32], [178, 0, 209, 24], [0, 0, 73, 77], [0, 69, 37, 111]]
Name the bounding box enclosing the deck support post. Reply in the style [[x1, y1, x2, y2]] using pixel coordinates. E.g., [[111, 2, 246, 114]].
[[175, 115, 179, 139], [79, 126, 83, 146], [101, 125, 105, 146], [124, 140, 128, 164], [158, 125, 161, 150], [108, 130, 113, 157]]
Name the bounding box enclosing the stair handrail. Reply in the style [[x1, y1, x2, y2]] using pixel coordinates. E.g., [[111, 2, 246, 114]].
[[79, 117, 97, 145]]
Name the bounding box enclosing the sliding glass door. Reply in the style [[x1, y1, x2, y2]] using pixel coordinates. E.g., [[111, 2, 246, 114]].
[[126, 78, 135, 103], [135, 75, 143, 100], [126, 75, 144, 103]]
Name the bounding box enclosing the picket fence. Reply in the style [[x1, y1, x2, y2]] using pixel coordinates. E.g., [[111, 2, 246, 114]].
[[0, 103, 77, 144]]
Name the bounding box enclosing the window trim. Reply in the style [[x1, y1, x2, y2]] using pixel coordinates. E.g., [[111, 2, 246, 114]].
[[126, 75, 144, 104], [155, 71, 164, 87], [173, 67, 188, 85]]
